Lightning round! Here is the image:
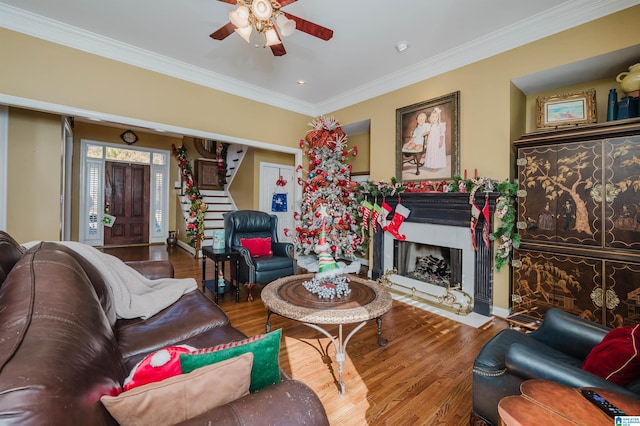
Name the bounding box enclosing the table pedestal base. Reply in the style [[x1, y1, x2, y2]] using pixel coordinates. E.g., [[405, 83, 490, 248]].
[[266, 312, 387, 395]]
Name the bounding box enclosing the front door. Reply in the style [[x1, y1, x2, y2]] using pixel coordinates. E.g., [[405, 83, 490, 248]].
[[104, 161, 150, 245]]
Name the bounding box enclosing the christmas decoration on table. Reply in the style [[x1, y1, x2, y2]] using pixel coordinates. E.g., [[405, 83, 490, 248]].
[[172, 144, 207, 248], [302, 206, 352, 299], [359, 174, 519, 271], [217, 270, 225, 294], [293, 115, 366, 261]]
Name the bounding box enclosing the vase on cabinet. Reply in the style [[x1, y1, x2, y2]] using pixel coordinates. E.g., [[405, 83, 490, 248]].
[[616, 63, 640, 98]]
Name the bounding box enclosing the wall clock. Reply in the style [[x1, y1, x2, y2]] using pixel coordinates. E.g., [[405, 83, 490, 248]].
[[120, 130, 139, 145]]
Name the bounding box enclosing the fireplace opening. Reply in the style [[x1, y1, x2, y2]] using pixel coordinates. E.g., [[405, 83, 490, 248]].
[[396, 241, 462, 288]]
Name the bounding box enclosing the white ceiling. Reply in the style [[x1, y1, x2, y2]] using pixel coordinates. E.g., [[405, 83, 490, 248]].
[[1, 0, 639, 117]]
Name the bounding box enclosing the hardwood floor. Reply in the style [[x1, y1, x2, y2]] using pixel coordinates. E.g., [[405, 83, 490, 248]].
[[104, 244, 509, 426]]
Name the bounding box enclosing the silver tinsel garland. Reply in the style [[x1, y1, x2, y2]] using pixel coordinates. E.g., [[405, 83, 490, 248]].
[[302, 275, 351, 299]]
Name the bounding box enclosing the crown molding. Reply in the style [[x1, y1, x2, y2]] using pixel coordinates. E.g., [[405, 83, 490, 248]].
[[1, 1, 638, 117], [316, 0, 640, 114], [0, 3, 318, 116]]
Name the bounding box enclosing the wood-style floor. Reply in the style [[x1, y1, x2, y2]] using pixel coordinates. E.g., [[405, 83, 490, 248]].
[[103, 244, 509, 426]]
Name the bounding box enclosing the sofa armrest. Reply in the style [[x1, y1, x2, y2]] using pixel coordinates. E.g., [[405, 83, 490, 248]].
[[505, 343, 638, 399], [272, 242, 294, 258], [175, 380, 329, 426], [125, 260, 174, 279], [529, 308, 609, 360]]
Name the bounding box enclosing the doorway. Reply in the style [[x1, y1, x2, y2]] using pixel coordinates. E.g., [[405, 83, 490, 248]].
[[79, 140, 169, 246], [259, 162, 295, 243], [104, 162, 150, 245]]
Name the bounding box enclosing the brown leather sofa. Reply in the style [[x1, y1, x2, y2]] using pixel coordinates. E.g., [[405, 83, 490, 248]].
[[0, 231, 328, 425]]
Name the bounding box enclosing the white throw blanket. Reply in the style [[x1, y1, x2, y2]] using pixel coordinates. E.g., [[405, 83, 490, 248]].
[[23, 241, 197, 321]]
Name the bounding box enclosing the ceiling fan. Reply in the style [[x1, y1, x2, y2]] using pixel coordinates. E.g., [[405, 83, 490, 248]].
[[210, 0, 333, 56]]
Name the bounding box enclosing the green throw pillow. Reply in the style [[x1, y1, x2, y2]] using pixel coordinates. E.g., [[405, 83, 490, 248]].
[[180, 329, 281, 392]]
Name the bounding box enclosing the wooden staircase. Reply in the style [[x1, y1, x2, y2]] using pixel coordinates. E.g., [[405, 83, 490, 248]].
[[199, 189, 234, 247], [175, 143, 246, 256]]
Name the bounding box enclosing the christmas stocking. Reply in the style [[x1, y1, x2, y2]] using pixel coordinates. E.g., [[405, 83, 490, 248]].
[[470, 199, 481, 251], [371, 203, 383, 233], [481, 193, 491, 249], [377, 201, 393, 230], [361, 200, 373, 230], [383, 204, 410, 241]]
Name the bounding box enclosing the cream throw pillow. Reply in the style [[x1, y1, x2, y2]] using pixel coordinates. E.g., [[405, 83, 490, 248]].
[[101, 352, 253, 426]]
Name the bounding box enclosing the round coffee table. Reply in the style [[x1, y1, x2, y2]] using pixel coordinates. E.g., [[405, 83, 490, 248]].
[[261, 273, 393, 395]]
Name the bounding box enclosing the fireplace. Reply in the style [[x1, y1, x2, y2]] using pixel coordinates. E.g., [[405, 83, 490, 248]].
[[397, 241, 462, 288], [372, 192, 498, 316]]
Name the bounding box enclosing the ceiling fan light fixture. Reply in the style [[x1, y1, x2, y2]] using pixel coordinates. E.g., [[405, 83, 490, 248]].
[[275, 14, 296, 37], [251, 0, 273, 21], [229, 5, 250, 28], [264, 26, 281, 46], [235, 25, 253, 43]]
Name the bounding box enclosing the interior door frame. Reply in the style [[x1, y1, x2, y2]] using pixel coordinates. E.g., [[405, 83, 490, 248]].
[[79, 139, 170, 246], [0, 105, 7, 231], [61, 116, 73, 240]]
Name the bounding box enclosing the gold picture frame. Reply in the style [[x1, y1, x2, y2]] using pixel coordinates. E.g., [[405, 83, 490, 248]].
[[536, 88, 597, 128], [396, 91, 460, 182]]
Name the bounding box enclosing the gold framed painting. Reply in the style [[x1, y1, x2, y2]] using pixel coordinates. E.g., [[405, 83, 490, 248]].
[[396, 91, 460, 182], [536, 88, 597, 128]]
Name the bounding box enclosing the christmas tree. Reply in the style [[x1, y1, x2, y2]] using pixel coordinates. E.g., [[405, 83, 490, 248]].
[[293, 116, 366, 260]]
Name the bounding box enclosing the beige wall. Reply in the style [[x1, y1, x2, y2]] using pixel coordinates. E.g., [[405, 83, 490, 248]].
[[0, 27, 309, 148], [347, 132, 370, 174], [331, 6, 640, 309], [7, 108, 62, 242], [2, 5, 639, 310], [230, 149, 255, 210]]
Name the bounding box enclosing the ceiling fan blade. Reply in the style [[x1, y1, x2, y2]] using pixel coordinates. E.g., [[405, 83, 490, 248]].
[[210, 22, 236, 40], [277, 0, 298, 7], [270, 43, 287, 56], [283, 12, 333, 41], [216, 0, 237, 4]]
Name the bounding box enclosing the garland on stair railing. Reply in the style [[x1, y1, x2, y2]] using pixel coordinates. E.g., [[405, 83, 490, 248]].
[[358, 175, 519, 271], [172, 144, 207, 248]]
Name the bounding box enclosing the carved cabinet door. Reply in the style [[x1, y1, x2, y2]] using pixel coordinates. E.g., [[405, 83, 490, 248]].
[[512, 249, 603, 322], [603, 135, 640, 251], [517, 140, 602, 247]]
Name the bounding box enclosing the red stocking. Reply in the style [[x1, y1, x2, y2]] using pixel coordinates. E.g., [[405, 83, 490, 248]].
[[481, 193, 491, 249], [470, 200, 481, 251], [378, 201, 393, 230], [383, 204, 410, 241]]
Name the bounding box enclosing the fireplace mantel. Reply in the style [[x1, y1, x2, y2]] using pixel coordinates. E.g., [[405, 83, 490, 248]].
[[371, 191, 499, 315]]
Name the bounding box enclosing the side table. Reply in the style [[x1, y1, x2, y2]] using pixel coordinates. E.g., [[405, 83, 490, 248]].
[[498, 379, 640, 425], [261, 274, 392, 395], [201, 246, 240, 303]]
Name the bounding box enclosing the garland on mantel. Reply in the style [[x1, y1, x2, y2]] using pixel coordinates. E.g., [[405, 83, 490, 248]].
[[172, 144, 207, 248], [358, 175, 520, 271]]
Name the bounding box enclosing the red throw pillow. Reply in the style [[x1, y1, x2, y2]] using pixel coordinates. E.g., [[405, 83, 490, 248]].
[[240, 237, 272, 257], [582, 324, 640, 386], [124, 345, 196, 391]]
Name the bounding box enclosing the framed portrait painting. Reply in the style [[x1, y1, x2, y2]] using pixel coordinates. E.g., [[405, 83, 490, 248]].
[[396, 91, 460, 182]]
